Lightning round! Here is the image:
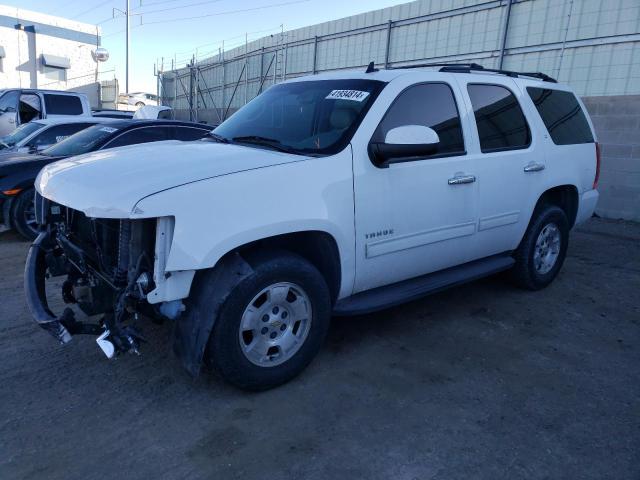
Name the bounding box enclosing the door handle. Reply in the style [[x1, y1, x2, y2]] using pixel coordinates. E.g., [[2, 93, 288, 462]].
[[524, 162, 545, 173], [448, 174, 476, 185]]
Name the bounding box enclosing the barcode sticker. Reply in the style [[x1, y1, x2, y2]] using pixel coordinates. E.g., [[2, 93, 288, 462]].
[[325, 90, 370, 102]]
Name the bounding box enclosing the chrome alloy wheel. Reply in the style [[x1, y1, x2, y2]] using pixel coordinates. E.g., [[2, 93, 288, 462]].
[[534, 223, 561, 275], [238, 282, 312, 367]]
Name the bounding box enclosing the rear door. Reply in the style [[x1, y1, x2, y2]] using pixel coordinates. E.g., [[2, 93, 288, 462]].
[[455, 77, 543, 258]]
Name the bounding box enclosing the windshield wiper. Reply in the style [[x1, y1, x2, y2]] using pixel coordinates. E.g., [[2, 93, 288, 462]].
[[205, 132, 230, 144], [232, 135, 298, 154]]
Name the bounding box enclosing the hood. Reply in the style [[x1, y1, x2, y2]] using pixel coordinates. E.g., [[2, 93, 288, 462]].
[[36, 140, 307, 218], [0, 153, 63, 170]]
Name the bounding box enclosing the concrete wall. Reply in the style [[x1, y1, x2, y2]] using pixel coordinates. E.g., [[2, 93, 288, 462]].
[[583, 95, 640, 222], [0, 5, 100, 90]]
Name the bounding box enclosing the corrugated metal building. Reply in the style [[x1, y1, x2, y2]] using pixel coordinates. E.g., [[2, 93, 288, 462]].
[[160, 0, 640, 220]]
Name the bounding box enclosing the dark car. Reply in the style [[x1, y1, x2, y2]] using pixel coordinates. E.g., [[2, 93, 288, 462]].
[[0, 119, 211, 240]]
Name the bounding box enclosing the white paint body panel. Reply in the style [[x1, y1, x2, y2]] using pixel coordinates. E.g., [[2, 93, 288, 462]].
[[35, 68, 599, 305]]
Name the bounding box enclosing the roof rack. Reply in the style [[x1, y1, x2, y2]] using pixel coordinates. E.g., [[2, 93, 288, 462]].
[[364, 61, 557, 83]]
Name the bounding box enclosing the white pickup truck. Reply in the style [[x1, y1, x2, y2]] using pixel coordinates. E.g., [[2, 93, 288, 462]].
[[26, 63, 599, 390]]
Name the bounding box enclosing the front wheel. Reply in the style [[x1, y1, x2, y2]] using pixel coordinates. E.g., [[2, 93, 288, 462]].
[[11, 188, 39, 241], [511, 205, 569, 290], [203, 251, 331, 391]]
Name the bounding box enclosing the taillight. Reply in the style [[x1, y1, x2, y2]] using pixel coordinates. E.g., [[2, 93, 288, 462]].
[[593, 142, 601, 189]]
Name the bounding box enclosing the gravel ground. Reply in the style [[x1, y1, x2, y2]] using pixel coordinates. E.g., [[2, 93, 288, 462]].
[[1, 218, 639, 480]]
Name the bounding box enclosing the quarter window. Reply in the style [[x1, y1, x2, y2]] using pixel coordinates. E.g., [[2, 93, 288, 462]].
[[372, 83, 465, 161], [467, 84, 531, 153], [527, 87, 593, 145]]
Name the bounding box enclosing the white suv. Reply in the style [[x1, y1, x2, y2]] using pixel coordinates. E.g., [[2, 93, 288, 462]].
[[26, 63, 600, 390]]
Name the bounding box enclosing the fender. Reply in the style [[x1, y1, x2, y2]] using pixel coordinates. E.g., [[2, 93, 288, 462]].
[[173, 252, 253, 376]]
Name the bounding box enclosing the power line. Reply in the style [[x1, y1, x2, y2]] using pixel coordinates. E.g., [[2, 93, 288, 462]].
[[71, 0, 114, 19], [130, 0, 226, 15], [138, 0, 311, 26]]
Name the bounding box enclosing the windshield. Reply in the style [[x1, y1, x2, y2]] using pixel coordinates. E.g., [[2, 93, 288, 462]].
[[42, 124, 120, 157], [213, 79, 385, 156], [0, 122, 44, 149]]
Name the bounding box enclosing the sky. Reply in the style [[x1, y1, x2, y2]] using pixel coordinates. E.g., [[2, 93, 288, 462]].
[[11, 0, 408, 93]]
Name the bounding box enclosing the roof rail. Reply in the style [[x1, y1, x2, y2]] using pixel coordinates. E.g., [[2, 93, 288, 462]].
[[439, 64, 557, 83], [365, 61, 557, 83]]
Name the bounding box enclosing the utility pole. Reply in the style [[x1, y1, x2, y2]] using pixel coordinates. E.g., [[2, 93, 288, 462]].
[[125, 0, 130, 94], [113, 1, 131, 94]]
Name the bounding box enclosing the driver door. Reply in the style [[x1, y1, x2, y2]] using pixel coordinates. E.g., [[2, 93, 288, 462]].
[[353, 82, 479, 293], [0, 90, 20, 136]]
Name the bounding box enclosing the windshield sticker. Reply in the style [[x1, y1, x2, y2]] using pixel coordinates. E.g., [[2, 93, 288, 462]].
[[325, 90, 370, 102], [55, 135, 69, 142], [99, 127, 118, 133]]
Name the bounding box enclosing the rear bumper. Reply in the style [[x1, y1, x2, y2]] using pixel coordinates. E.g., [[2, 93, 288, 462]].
[[575, 189, 599, 226]]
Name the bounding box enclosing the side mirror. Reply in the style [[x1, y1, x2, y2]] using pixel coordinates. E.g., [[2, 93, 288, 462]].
[[368, 125, 440, 167]]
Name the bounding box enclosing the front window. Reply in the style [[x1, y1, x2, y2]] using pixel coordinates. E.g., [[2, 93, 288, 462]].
[[213, 79, 386, 156], [42, 124, 121, 157], [0, 121, 44, 149]]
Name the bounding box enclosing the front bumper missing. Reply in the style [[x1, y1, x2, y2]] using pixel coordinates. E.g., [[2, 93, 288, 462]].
[[24, 231, 102, 344], [24, 231, 73, 343]]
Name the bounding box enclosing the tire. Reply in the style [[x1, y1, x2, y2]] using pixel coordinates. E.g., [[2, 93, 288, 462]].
[[135, 101, 145, 107], [202, 251, 331, 391], [11, 188, 39, 241], [511, 205, 569, 290]]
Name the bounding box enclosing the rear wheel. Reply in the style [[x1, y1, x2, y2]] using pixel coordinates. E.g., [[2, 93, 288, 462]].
[[203, 251, 331, 391], [11, 188, 38, 241], [511, 205, 569, 290], [135, 101, 145, 107]]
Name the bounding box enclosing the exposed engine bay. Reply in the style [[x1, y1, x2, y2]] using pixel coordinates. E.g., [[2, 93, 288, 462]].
[[25, 192, 163, 357]]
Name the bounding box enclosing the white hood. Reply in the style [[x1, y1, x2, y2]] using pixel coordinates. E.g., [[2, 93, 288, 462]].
[[36, 140, 306, 218]]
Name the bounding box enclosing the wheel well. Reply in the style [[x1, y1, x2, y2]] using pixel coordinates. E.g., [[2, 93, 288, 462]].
[[235, 231, 342, 305], [534, 185, 579, 228]]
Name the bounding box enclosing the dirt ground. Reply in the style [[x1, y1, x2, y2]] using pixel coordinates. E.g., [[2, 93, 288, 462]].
[[1, 218, 638, 480]]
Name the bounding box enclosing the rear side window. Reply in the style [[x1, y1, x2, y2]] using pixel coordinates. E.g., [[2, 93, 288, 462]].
[[372, 82, 465, 160], [172, 126, 209, 141], [527, 87, 594, 145], [44, 94, 83, 115], [106, 126, 171, 148], [467, 84, 531, 153]]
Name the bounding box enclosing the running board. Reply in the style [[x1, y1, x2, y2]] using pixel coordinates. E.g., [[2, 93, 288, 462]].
[[333, 254, 515, 316]]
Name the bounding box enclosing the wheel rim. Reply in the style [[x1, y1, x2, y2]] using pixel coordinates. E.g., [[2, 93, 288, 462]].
[[238, 282, 312, 367], [534, 223, 561, 275], [23, 198, 38, 234]]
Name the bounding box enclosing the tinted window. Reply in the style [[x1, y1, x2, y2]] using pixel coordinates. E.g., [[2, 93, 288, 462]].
[[467, 84, 531, 152], [173, 126, 210, 141], [106, 126, 171, 148], [28, 123, 95, 147], [527, 87, 593, 145], [372, 83, 465, 160], [44, 94, 83, 115]]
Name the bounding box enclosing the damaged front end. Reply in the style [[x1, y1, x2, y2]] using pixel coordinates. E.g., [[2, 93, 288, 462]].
[[24, 192, 166, 357]]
